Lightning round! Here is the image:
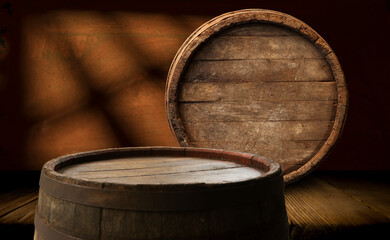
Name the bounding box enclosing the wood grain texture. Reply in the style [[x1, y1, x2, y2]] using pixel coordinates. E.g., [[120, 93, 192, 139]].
[[166, 9, 348, 183], [193, 36, 323, 60], [179, 82, 337, 102], [285, 173, 390, 239], [37, 190, 101, 239], [59, 157, 262, 184], [184, 59, 334, 82], [0, 188, 38, 219], [179, 101, 336, 121], [34, 147, 288, 240]]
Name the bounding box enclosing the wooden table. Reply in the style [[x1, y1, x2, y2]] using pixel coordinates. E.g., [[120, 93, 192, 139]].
[[1, 171, 389, 239]]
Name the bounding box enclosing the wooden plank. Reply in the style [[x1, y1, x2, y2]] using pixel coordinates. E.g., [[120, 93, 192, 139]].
[[317, 173, 390, 219], [220, 23, 298, 36], [183, 121, 333, 142], [285, 176, 389, 228], [179, 82, 337, 102], [64, 159, 248, 179], [59, 157, 205, 173], [285, 174, 390, 239], [92, 167, 262, 185], [189, 140, 325, 166], [183, 121, 331, 174], [179, 101, 336, 122], [38, 190, 101, 239], [101, 208, 162, 240], [0, 188, 38, 218], [193, 35, 323, 60], [184, 59, 333, 82], [209, 204, 261, 239], [0, 200, 37, 225], [161, 211, 209, 240]]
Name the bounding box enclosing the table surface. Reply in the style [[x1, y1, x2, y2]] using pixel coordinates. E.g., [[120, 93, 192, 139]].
[[0, 171, 389, 239]]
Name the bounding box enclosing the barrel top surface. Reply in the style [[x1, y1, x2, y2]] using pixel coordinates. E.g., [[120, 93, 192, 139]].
[[58, 156, 262, 185], [41, 147, 280, 192], [166, 9, 348, 184]]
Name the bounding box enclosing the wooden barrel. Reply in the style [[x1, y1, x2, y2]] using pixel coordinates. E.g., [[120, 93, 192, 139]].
[[165, 9, 348, 184], [34, 147, 288, 240]]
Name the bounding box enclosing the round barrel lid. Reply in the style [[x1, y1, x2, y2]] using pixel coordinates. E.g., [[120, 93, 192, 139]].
[[40, 147, 283, 210], [165, 9, 348, 183]]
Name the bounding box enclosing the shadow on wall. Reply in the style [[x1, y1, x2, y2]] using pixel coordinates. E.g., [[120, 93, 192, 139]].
[[0, 5, 210, 169]]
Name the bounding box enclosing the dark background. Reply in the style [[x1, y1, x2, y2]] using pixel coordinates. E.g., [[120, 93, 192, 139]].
[[0, 0, 389, 170]]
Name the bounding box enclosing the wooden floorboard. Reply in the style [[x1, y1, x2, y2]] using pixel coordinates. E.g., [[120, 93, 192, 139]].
[[0, 188, 38, 221], [0, 171, 388, 239], [285, 172, 390, 239]]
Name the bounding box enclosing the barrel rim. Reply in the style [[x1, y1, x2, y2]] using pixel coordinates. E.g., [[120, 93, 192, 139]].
[[42, 146, 281, 191], [165, 8, 348, 184], [40, 147, 283, 211]]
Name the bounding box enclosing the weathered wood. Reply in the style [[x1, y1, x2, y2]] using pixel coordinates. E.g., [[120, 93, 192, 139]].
[[184, 59, 334, 82], [59, 157, 262, 184], [285, 173, 390, 239], [179, 101, 336, 121], [220, 23, 298, 36], [37, 190, 101, 239], [189, 140, 325, 169], [316, 173, 390, 219], [166, 9, 348, 183], [0, 195, 37, 225], [100, 208, 163, 240], [179, 82, 337, 102], [34, 147, 288, 240], [0, 188, 38, 218], [194, 36, 323, 60], [184, 121, 332, 142]]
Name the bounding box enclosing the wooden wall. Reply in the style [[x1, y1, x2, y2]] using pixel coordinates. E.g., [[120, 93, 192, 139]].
[[0, 0, 389, 170]]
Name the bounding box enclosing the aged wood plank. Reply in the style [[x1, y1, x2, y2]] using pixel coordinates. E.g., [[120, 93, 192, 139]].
[[91, 167, 262, 185], [179, 82, 337, 102], [0, 188, 38, 218], [179, 101, 336, 122], [59, 157, 210, 173], [317, 173, 390, 219], [38, 190, 101, 239], [63, 159, 249, 179], [101, 208, 162, 240], [184, 59, 333, 82], [220, 23, 298, 36], [0, 199, 37, 225], [285, 174, 390, 239], [183, 121, 331, 175], [285, 176, 389, 228], [193, 35, 323, 60], [189, 140, 325, 167], [183, 121, 333, 142], [161, 211, 209, 240]]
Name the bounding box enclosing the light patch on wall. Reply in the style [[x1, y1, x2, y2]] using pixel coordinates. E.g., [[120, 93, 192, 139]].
[[21, 20, 90, 121], [16, 11, 209, 169]]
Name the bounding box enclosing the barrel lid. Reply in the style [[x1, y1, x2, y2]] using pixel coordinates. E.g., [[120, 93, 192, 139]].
[[40, 147, 283, 211], [165, 9, 348, 184]]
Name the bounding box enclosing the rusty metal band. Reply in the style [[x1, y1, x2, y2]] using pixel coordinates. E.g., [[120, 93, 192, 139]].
[[40, 172, 284, 211], [34, 211, 83, 240]]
